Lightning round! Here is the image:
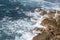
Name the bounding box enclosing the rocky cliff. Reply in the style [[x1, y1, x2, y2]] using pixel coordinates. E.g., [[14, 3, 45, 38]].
[[33, 8, 60, 40]]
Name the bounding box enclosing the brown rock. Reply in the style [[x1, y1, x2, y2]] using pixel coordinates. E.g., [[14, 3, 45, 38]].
[[57, 20, 60, 28], [55, 15, 60, 28], [55, 15, 60, 21], [35, 8, 47, 16], [53, 29, 60, 35], [35, 8, 43, 12], [33, 9, 60, 40], [34, 27, 44, 31], [57, 11, 60, 14], [40, 10, 47, 16], [40, 18, 57, 28], [56, 35, 60, 39], [47, 11, 56, 19], [33, 32, 54, 40]]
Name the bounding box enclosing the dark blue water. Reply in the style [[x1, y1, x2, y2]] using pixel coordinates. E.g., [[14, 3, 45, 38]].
[[0, 0, 41, 40], [45, 0, 60, 3], [0, 0, 28, 20], [0, 0, 60, 40], [0, 0, 42, 21]]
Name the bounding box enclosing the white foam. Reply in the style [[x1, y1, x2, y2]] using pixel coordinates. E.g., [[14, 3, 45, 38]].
[[1, 17, 35, 40], [15, 6, 19, 10], [1, 0, 60, 40], [0, 9, 47, 40], [31, 0, 44, 2], [19, 32, 36, 40]]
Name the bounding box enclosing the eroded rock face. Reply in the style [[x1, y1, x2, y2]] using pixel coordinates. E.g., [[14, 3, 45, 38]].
[[33, 8, 60, 40], [35, 8, 47, 16], [35, 8, 43, 12], [33, 32, 54, 40], [40, 10, 47, 16], [57, 11, 60, 14], [47, 11, 56, 19], [41, 18, 57, 28]]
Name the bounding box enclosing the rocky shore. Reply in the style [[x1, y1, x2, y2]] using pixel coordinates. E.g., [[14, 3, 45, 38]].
[[33, 8, 60, 40]]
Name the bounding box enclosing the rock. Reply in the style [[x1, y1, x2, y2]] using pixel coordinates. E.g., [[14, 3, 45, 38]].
[[33, 9, 60, 40], [40, 10, 47, 16], [40, 18, 57, 28], [55, 15, 60, 28], [47, 11, 56, 19], [33, 32, 53, 40], [35, 8, 47, 16], [56, 35, 60, 39], [34, 27, 44, 31], [35, 8, 42, 12], [57, 11, 60, 14], [55, 15, 60, 21], [53, 28, 60, 36]]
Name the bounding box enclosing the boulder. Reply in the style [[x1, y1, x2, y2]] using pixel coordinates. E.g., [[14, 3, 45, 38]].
[[40, 18, 57, 28], [33, 9, 60, 40], [47, 11, 56, 19], [35, 8, 43, 12], [57, 11, 60, 14], [40, 10, 47, 16], [34, 27, 44, 31], [33, 32, 54, 40]]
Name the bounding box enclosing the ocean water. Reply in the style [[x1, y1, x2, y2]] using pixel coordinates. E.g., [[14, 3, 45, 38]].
[[0, 0, 60, 40]]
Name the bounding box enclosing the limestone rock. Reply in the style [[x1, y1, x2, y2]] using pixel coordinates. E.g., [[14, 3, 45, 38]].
[[34, 27, 44, 31], [40, 18, 57, 28], [57, 11, 60, 14], [35, 8, 43, 12], [35, 8, 47, 16], [40, 10, 47, 16], [47, 11, 56, 19], [33, 8, 60, 40], [55, 15, 60, 21], [33, 32, 54, 40]]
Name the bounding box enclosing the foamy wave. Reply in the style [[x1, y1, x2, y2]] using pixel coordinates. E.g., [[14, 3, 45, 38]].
[[0, 8, 47, 40], [1, 0, 60, 40], [0, 16, 36, 40], [20, 0, 60, 10], [9, 0, 60, 10]]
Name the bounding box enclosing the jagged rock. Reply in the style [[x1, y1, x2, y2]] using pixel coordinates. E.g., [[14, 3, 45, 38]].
[[55, 15, 60, 21], [47, 11, 56, 19], [35, 8, 43, 12], [57, 11, 60, 14], [55, 15, 60, 28], [56, 35, 60, 39], [33, 8, 60, 40], [53, 29, 60, 36], [40, 18, 57, 28], [34, 27, 44, 31], [35, 8, 47, 16], [33, 32, 54, 40], [40, 10, 47, 16]]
